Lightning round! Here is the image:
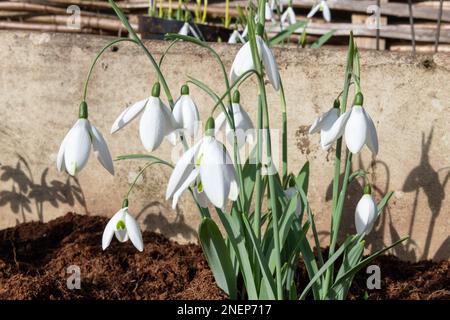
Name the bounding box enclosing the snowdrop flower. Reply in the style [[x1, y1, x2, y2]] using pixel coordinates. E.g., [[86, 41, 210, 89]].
[[270, 0, 283, 12], [307, 0, 331, 22], [168, 84, 200, 144], [321, 93, 378, 154], [281, 7, 297, 25], [355, 185, 377, 236], [230, 35, 280, 91], [309, 99, 340, 150], [228, 29, 246, 44], [166, 118, 239, 209], [265, 2, 275, 23], [284, 187, 302, 217], [178, 22, 201, 39], [215, 91, 254, 148], [102, 200, 144, 252], [57, 101, 114, 176], [111, 82, 176, 152]]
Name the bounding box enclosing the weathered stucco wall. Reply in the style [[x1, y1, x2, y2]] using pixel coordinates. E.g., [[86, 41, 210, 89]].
[[0, 31, 449, 261]]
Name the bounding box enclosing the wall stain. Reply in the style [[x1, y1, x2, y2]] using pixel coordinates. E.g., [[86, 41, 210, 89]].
[[295, 125, 311, 155]]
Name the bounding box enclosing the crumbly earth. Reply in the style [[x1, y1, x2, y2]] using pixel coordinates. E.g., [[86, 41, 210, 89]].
[[0, 213, 448, 300]]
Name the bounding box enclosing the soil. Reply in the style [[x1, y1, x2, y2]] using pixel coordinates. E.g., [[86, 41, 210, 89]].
[[0, 213, 448, 300]]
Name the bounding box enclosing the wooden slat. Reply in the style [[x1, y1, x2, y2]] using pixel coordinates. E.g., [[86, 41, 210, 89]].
[[267, 22, 450, 43]]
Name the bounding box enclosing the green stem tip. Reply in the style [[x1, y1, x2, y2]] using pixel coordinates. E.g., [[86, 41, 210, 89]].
[[181, 84, 189, 95], [78, 101, 88, 119], [363, 184, 372, 195], [353, 92, 364, 106], [122, 198, 129, 208], [333, 98, 340, 109], [151, 82, 161, 97], [232, 90, 240, 104], [205, 117, 215, 136]]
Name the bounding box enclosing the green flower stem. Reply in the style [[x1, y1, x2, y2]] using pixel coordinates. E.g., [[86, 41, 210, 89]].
[[248, 15, 283, 300], [108, 0, 174, 107], [324, 32, 355, 297], [279, 81, 288, 185], [82, 38, 137, 102], [225, 0, 230, 28], [253, 94, 263, 240], [202, 0, 208, 23]]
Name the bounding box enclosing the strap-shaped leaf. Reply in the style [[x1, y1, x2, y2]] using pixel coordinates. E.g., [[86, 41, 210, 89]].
[[377, 191, 393, 215], [216, 208, 259, 299], [299, 235, 354, 300], [310, 30, 336, 49], [269, 21, 308, 46], [330, 236, 409, 292], [241, 214, 277, 300], [198, 218, 237, 299]]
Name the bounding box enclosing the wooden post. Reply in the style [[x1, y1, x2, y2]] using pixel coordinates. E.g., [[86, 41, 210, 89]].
[[352, 0, 388, 50]]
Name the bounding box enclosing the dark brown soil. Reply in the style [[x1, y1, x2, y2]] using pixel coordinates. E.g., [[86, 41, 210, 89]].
[[0, 213, 448, 300]]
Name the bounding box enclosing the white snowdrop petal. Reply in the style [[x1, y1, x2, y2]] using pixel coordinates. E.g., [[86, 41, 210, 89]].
[[355, 194, 377, 235], [102, 209, 125, 250], [139, 97, 170, 152], [321, 109, 351, 148], [90, 124, 114, 175], [125, 212, 144, 252], [345, 106, 368, 154], [166, 140, 202, 200], [257, 36, 280, 91], [171, 168, 200, 209], [230, 41, 256, 84], [57, 128, 72, 172], [310, 107, 339, 134], [214, 111, 227, 136], [199, 139, 230, 208], [307, 3, 320, 18], [364, 109, 379, 155], [319, 108, 340, 149], [322, 1, 331, 22], [115, 229, 128, 243], [111, 98, 147, 134], [64, 119, 91, 176]]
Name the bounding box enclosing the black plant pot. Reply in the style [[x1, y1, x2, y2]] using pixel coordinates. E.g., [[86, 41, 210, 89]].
[[138, 16, 232, 42]]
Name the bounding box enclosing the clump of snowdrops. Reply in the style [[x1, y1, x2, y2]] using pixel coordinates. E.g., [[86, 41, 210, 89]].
[[56, 0, 407, 300]]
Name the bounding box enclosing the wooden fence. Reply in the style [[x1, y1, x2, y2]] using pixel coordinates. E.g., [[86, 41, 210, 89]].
[[0, 0, 449, 52]]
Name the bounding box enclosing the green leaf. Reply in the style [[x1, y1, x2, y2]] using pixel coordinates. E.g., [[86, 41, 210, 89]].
[[242, 147, 258, 213], [299, 235, 355, 300], [216, 208, 259, 299], [241, 214, 277, 299], [377, 191, 393, 215], [198, 218, 238, 299], [330, 236, 365, 300], [115, 154, 173, 168], [310, 30, 336, 49], [269, 21, 308, 46], [330, 236, 409, 292]]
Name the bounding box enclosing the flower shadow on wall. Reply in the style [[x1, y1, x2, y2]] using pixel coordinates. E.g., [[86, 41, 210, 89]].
[[0, 154, 88, 224], [402, 128, 450, 260], [135, 201, 197, 241]]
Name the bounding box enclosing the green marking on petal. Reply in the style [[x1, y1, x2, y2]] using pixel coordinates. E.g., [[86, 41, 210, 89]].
[[197, 181, 203, 193], [195, 153, 203, 168], [116, 220, 126, 230]]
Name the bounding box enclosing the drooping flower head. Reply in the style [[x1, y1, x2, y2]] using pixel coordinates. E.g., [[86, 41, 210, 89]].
[[307, 0, 331, 22], [215, 90, 254, 148], [309, 98, 341, 150], [166, 117, 239, 210], [111, 82, 176, 152], [281, 7, 297, 26], [230, 33, 280, 91], [57, 101, 114, 176], [320, 93, 378, 154], [102, 199, 144, 252], [168, 84, 200, 144], [355, 184, 378, 236]]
